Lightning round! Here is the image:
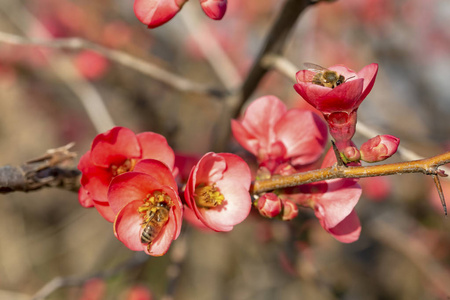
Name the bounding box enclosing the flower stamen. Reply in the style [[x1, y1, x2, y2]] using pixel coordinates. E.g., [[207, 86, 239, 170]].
[[110, 159, 137, 176], [194, 184, 225, 208]]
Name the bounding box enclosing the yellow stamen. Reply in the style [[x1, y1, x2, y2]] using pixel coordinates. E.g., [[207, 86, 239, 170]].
[[110, 158, 137, 176], [194, 184, 225, 208]]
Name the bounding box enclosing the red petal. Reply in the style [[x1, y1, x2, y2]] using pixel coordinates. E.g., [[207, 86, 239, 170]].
[[79, 152, 112, 203], [133, 159, 178, 191], [108, 172, 163, 214], [274, 109, 328, 165], [325, 210, 361, 243], [199, 0, 227, 20], [357, 63, 378, 104], [93, 200, 116, 223], [114, 201, 145, 251], [315, 180, 362, 229], [134, 0, 187, 28], [194, 152, 226, 184], [91, 127, 141, 168], [137, 132, 175, 170], [78, 187, 94, 208]]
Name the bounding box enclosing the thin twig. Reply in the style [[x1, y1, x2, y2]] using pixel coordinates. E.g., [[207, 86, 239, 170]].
[[235, 0, 312, 116], [30, 252, 149, 300], [0, 30, 226, 97], [252, 151, 450, 194], [432, 174, 447, 216]]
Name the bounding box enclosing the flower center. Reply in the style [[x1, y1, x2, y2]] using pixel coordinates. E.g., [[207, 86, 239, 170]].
[[138, 191, 172, 224], [110, 158, 136, 176], [194, 184, 225, 208]]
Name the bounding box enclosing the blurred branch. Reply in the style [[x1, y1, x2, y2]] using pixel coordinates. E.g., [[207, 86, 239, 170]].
[[0, 31, 226, 97], [0, 6, 115, 133], [30, 252, 149, 300], [0, 144, 80, 193], [369, 216, 450, 296], [252, 151, 450, 194], [180, 3, 242, 92], [233, 0, 312, 116]]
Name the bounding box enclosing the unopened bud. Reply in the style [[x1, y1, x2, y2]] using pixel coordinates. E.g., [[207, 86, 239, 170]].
[[342, 146, 361, 162], [281, 199, 299, 221], [257, 193, 282, 218], [360, 135, 400, 163], [200, 0, 227, 20]]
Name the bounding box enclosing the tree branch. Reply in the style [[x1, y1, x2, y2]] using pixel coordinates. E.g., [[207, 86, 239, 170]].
[[0, 144, 80, 193], [252, 151, 450, 194]]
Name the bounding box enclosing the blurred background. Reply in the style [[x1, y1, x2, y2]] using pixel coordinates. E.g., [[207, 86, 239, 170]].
[[1, 0, 450, 299]]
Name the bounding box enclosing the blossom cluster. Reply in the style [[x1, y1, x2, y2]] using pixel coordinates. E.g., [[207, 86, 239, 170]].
[[78, 63, 400, 252], [78, 127, 251, 256]]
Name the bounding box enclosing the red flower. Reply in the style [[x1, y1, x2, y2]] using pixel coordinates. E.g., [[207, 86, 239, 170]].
[[184, 152, 251, 231], [294, 64, 378, 147], [287, 148, 362, 243], [108, 159, 182, 256], [78, 127, 175, 222], [134, 0, 188, 29], [200, 0, 227, 20], [257, 193, 282, 218], [231, 95, 328, 173]]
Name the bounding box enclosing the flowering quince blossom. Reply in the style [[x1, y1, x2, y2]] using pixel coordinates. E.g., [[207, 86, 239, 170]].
[[294, 63, 378, 148], [78, 127, 175, 222], [184, 152, 252, 231], [108, 159, 183, 256], [231, 95, 328, 173], [134, 0, 227, 29], [285, 148, 362, 243], [257, 193, 282, 218]]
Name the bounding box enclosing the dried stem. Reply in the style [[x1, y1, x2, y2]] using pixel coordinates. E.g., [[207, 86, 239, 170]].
[[0, 144, 80, 193], [252, 151, 450, 194]]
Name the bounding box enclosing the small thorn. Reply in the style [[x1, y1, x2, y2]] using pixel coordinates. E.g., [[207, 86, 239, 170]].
[[331, 140, 346, 167], [432, 174, 447, 216]]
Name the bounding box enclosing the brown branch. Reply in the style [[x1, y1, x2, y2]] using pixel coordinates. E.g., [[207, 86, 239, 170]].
[[234, 0, 313, 116], [0, 144, 81, 193], [252, 151, 450, 194]]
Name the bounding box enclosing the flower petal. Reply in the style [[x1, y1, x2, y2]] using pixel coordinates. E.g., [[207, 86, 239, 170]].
[[114, 200, 145, 251], [134, 0, 187, 28], [274, 109, 328, 166], [194, 152, 226, 184], [199, 0, 227, 20], [325, 209, 361, 243], [357, 63, 378, 104], [93, 200, 116, 223], [133, 159, 178, 191], [91, 127, 141, 168], [137, 132, 175, 170], [108, 172, 163, 214]]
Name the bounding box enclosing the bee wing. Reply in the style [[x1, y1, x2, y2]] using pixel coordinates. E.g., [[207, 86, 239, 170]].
[[303, 62, 328, 71]]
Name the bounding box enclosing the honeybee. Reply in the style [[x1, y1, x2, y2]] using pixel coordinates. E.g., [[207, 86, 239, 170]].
[[303, 63, 348, 89], [140, 202, 170, 247]]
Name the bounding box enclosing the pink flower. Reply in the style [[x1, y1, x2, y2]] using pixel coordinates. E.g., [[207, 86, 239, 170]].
[[134, 0, 188, 28], [288, 148, 362, 243], [294, 63, 378, 147], [257, 193, 282, 218], [78, 127, 175, 222], [108, 159, 182, 256], [360, 135, 400, 162], [200, 0, 227, 20], [184, 152, 251, 231], [231, 95, 328, 173]]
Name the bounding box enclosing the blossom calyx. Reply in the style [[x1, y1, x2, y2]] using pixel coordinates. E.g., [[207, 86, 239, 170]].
[[257, 193, 282, 218], [360, 135, 400, 163]]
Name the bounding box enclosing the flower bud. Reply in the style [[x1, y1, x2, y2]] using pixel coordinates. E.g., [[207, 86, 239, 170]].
[[360, 135, 400, 163], [199, 0, 227, 20], [258, 193, 282, 218], [342, 146, 361, 162], [281, 199, 298, 221]]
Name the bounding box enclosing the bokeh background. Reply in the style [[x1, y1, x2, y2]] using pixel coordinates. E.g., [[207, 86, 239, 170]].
[[1, 0, 450, 299]]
